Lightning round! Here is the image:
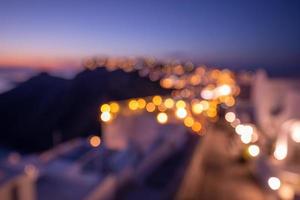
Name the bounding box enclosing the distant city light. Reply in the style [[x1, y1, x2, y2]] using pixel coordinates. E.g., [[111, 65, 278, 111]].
[[164, 98, 175, 109], [248, 144, 260, 157], [157, 112, 168, 124], [146, 102, 156, 112], [176, 108, 187, 119], [235, 124, 253, 137], [201, 89, 214, 100], [225, 112, 236, 123], [175, 100, 186, 108], [128, 100, 139, 110], [224, 96, 235, 107], [192, 102, 203, 114], [137, 98, 146, 109], [235, 124, 244, 135], [89, 135, 101, 147], [240, 132, 252, 144], [109, 102, 120, 113], [268, 177, 281, 190], [152, 95, 162, 106], [215, 84, 232, 96], [100, 104, 110, 112], [192, 122, 202, 132], [184, 117, 194, 127]]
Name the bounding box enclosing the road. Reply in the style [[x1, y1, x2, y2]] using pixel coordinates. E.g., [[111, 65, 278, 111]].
[[176, 123, 273, 200]]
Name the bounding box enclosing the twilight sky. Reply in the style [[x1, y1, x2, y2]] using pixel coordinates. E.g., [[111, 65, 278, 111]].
[[0, 0, 300, 70]]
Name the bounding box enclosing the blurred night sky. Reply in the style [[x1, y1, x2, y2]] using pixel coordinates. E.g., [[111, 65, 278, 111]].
[[0, 0, 300, 70]]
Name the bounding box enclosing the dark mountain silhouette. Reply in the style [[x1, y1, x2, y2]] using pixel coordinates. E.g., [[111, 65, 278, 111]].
[[0, 67, 169, 153]]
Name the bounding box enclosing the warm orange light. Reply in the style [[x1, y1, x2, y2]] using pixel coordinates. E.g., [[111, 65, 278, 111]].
[[128, 100, 139, 110], [152, 95, 162, 105], [158, 104, 167, 112], [184, 117, 194, 127], [164, 98, 175, 109], [137, 98, 146, 109], [160, 78, 173, 88], [146, 102, 156, 112], [224, 96, 235, 107], [192, 102, 203, 114], [207, 109, 217, 118], [192, 122, 202, 132], [89, 136, 101, 147], [110, 102, 120, 113]]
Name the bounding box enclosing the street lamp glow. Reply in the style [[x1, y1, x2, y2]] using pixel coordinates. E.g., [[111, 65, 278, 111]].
[[240, 132, 252, 144], [100, 112, 111, 122], [248, 145, 260, 157], [157, 112, 168, 124], [225, 112, 236, 123], [175, 100, 186, 108], [215, 84, 232, 96], [192, 102, 203, 114], [176, 108, 187, 119], [235, 124, 244, 135], [164, 98, 174, 108], [268, 177, 281, 190]]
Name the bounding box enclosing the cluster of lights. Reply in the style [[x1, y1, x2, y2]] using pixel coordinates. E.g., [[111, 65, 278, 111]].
[[99, 96, 210, 134], [88, 56, 291, 195], [84, 56, 239, 102], [94, 56, 239, 136], [224, 111, 284, 193]]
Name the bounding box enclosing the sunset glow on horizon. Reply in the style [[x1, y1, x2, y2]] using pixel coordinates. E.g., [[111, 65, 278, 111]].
[[1, 0, 300, 71]]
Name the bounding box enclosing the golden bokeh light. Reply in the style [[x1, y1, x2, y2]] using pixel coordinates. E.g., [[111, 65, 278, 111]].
[[146, 102, 156, 112], [152, 95, 162, 105], [176, 100, 186, 108], [224, 96, 235, 107], [164, 98, 175, 109], [128, 100, 139, 110], [110, 102, 120, 113], [89, 135, 101, 147], [192, 122, 202, 132], [137, 98, 146, 109], [100, 104, 110, 112], [184, 117, 194, 127], [192, 102, 203, 114]]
